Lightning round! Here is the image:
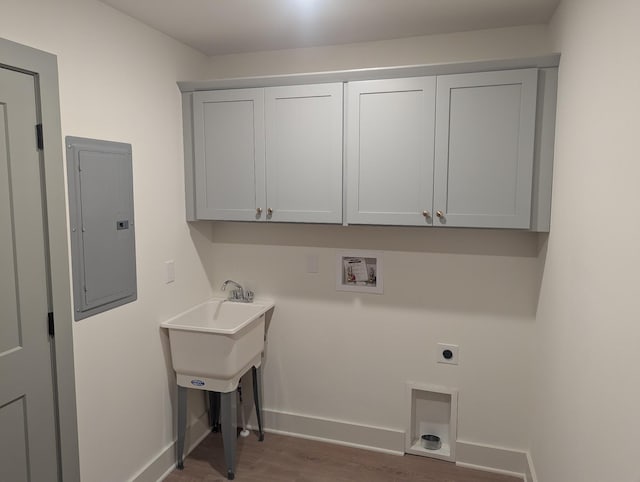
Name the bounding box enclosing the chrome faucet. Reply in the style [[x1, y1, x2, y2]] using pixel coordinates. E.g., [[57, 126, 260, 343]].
[[221, 279, 254, 303]]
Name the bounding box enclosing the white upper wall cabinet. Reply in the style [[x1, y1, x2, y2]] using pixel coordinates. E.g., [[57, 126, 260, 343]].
[[265, 84, 343, 223], [193, 88, 265, 221], [182, 57, 557, 230], [346, 78, 436, 226], [433, 69, 538, 228], [192, 83, 343, 223], [347, 70, 538, 228]]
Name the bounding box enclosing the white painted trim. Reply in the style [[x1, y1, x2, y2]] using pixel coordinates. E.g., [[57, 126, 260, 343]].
[[251, 408, 405, 455], [251, 408, 534, 480], [136, 407, 536, 482], [526, 450, 539, 482], [456, 461, 525, 481], [178, 54, 560, 92], [131, 411, 211, 482], [455, 440, 529, 479], [259, 427, 404, 456]]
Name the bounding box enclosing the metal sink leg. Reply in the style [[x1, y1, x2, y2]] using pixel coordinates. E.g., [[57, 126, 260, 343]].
[[176, 385, 187, 470], [220, 390, 237, 480], [252, 365, 265, 442], [208, 391, 221, 432]]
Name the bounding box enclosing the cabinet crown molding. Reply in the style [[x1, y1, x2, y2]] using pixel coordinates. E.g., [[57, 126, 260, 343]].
[[178, 54, 560, 92]]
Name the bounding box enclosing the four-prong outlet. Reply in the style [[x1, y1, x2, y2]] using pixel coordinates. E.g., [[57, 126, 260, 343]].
[[437, 343, 459, 365]]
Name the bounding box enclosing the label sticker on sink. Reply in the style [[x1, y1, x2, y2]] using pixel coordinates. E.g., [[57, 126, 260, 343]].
[[191, 379, 205, 387]]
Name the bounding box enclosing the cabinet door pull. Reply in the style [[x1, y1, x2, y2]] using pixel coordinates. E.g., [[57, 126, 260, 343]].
[[256, 207, 262, 215], [422, 210, 431, 218], [267, 208, 273, 216], [436, 211, 444, 218]]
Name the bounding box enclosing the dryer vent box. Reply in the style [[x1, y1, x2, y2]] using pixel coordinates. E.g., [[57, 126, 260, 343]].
[[66, 136, 137, 320]]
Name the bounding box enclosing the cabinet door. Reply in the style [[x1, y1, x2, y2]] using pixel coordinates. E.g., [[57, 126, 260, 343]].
[[193, 88, 266, 220], [265, 83, 343, 223], [346, 77, 436, 225], [433, 69, 537, 228]]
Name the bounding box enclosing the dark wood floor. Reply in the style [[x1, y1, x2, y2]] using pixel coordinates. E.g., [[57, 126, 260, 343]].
[[164, 431, 520, 482]]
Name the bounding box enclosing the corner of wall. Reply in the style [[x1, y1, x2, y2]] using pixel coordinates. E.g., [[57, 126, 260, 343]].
[[131, 411, 211, 482]]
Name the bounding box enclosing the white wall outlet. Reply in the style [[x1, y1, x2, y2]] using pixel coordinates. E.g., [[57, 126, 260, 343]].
[[437, 343, 459, 365], [165, 260, 175, 284], [306, 254, 319, 273]]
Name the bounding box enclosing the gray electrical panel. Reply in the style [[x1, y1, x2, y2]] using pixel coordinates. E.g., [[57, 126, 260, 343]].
[[66, 137, 137, 320]]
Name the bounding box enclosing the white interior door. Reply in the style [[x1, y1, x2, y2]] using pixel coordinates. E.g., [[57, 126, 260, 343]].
[[0, 67, 59, 481]]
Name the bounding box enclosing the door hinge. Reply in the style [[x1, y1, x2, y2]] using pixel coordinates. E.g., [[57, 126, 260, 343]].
[[48, 312, 55, 337], [36, 124, 44, 150]]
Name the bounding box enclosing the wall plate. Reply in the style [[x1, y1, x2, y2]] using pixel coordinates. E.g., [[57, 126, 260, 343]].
[[437, 343, 459, 365]]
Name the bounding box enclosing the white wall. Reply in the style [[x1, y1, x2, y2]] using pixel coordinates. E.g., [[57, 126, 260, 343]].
[[200, 24, 554, 456], [204, 24, 552, 78], [0, 5, 570, 477], [531, 1, 640, 481], [1, 1, 214, 480], [212, 224, 542, 452]]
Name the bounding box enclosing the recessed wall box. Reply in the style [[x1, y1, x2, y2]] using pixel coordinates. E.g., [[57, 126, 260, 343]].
[[405, 382, 458, 462], [336, 250, 383, 294], [66, 137, 137, 320]]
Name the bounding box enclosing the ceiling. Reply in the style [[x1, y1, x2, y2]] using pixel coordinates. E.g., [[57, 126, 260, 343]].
[[99, 0, 560, 57]]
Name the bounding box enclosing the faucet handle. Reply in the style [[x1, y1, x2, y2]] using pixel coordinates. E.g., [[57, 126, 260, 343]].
[[245, 290, 254, 302], [231, 289, 242, 300]]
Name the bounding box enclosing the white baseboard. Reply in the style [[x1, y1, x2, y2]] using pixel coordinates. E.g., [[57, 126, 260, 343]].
[[525, 450, 538, 482], [456, 461, 526, 481], [256, 410, 536, 480], [131, 407, 537, 482], [251, 408, 405, 456], [455, 440, 530, 480], [130, 411, 211, 482]]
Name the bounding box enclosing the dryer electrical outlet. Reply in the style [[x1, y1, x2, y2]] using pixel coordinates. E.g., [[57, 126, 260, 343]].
[[437, 343, 459, 365]]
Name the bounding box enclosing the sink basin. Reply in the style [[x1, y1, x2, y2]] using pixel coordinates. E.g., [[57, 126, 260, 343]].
[[161, 298, 274, 392]]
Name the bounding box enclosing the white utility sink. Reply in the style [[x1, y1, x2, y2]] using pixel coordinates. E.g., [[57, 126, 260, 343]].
[[161, 298, 274, 392]]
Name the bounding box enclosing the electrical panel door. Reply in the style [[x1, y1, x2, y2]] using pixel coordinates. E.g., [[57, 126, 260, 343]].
[[66, 137, 137, 320]]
